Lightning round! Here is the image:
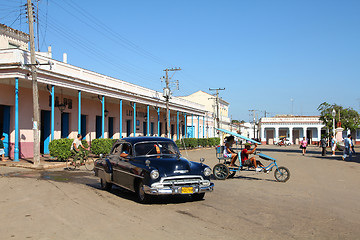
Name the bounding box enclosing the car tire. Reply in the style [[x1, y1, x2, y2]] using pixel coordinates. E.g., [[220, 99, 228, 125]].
[[137, 181, 152, 204], [100, 178, 112, 191], [191, 193, 205, 201]]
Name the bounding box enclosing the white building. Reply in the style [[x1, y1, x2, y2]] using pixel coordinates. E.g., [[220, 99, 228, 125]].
[[260, 115, 325, 145], [179, 90, 231, 138]]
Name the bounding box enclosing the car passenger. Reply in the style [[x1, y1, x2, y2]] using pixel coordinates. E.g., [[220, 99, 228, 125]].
[[241, 143, 265, 172], [224, 136, 238, 167], [120, 144, 130, 158]]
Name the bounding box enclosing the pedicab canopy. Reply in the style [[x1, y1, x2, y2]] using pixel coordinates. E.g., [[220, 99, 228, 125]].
[[216, 128, 262, 145]]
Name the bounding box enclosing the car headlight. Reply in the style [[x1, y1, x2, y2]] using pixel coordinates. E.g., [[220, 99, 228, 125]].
[[203, 167, 211, 177], [150, 170, 160, 179]]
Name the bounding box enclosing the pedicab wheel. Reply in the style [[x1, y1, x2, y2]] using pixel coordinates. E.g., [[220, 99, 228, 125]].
[[84, 156, 95, 171], [100, 178, 112, 191], [66, 157, 76, 170], [191, 193, 205, 201], [274, 166, 290, 182], [213, 163, 229, 180], [227, 171, 236, 178]]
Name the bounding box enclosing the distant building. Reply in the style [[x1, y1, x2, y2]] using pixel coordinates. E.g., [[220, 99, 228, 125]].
[[179, 90, 231, 138], [259, 115, 325, 145]]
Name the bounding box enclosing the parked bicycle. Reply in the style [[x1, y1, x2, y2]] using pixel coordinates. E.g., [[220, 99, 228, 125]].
[[66, 149, 95, 171]]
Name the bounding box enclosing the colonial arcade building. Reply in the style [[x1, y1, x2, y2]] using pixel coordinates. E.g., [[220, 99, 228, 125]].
[[0, 24, 211, 160], [260, 115, 325, 145]]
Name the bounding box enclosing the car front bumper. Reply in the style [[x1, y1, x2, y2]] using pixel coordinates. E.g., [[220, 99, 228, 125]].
[[143, 182, 214, 195]]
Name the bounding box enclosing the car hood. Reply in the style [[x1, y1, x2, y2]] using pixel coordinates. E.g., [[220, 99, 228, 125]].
[[135, 156, 203, 177]]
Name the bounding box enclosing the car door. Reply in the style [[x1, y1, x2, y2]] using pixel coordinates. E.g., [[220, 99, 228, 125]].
[[113, 143, 137, 191]]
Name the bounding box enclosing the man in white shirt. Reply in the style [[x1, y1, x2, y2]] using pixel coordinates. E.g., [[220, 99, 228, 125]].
[[71, 134, 88, 160]]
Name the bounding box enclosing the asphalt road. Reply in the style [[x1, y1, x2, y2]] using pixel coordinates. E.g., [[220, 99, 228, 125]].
[[0, 145, 359, 240]]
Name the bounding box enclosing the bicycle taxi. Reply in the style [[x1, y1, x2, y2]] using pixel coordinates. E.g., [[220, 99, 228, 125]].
[[213, 128, 290, 182]]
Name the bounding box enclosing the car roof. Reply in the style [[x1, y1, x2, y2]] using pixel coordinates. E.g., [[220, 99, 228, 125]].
[[117, 136, 174, 145]]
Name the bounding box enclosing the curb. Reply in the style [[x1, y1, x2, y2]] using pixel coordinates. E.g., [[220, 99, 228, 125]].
[[5, 162, 67, 170]]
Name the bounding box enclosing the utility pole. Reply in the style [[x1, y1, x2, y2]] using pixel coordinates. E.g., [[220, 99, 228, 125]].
[[163, 67, 181, 138], [209, 88, 225, 137], [27, 0, 41, 165], [249, 110, 257, 140]]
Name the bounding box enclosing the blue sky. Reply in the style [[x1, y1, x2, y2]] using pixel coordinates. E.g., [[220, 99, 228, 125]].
[[2, 0, 360, 121]]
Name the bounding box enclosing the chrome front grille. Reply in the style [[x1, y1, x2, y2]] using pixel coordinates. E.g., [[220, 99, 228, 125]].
[[161, 175, 203, 186]]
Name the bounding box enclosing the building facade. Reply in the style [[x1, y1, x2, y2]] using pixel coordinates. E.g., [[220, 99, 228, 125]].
[[0, 25, 210, 159], [259, 115, 326, 145], [179, 90, 230, 138]]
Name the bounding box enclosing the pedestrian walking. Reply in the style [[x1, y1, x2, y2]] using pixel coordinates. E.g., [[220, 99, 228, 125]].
[[0, 136, 6, 161], [330, 135, 337, 156], [320, 136, 327, 156], [342, 134, 352, 161], [300, 137, 308, 156], [351, 136, 355, 155]]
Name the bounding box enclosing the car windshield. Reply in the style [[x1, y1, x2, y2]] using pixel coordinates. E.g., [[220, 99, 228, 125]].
[[134, 141, 180, 157]]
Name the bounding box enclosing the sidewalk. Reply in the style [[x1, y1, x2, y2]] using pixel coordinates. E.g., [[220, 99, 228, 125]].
[[0, 155, 66, 170]]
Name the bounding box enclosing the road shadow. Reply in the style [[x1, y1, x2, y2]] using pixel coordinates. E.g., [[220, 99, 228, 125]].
[[258, 147, 321, 155], [88, 183, 205, 205], [313, 154, 359, 164]]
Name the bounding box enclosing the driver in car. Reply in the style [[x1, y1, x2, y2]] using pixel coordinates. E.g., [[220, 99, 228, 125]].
[[241, 143, 266, 172]]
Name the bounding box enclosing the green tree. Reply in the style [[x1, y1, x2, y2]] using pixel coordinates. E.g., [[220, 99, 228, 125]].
[[317, 102, 360, 133]]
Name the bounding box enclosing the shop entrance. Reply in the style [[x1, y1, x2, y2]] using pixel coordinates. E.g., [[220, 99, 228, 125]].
[[0, 105, 10, 157], [40, 110, 51, 154]]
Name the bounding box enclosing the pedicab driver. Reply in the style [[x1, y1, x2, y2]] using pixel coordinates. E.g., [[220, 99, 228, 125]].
[[241, 143, 266, 172]]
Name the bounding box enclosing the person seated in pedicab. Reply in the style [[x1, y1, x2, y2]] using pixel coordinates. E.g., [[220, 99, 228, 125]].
[[241, 143, 266, 172], [223, 136, 238, 167]]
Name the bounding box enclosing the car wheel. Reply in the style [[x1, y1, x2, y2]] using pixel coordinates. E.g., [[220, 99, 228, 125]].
[[100, 178, 112, 191], [191, 193, 205, 201], [137, 181, 152, 204]]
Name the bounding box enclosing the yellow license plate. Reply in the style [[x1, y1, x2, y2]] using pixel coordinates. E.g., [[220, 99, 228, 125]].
[[181, 187, 193, 194]]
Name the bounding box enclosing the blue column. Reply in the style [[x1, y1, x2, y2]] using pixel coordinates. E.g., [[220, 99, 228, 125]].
[[197, 116, 200, 139], [119, 99, 122, 138], [51, 85, 54, 141], [184, 113, 187, 138], [101, 95, 105, 138], [191, 115, 194, 138], [157, 108, 160, 136], [147, 105, 150, 136], [133, 103, 136, 137], [78, 90, 81, 134], [168, 109, 171, 138], [203, 116, 205, 138], [14, 78, 19, 162], [177, 111, 179, 140]]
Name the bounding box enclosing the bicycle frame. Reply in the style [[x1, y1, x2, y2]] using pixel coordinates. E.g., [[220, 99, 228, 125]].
[[228, 152, 279, 173]]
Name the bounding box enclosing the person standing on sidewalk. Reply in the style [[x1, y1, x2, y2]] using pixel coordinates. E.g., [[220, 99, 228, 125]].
[[342, 134, 352, 161], [330, 135, 337, 156], [320, 136, 327, 156], [300, 137, 308, 156], [0, 136, 5, 161]]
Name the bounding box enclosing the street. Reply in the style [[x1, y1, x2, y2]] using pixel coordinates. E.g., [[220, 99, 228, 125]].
[[0, 145, 359, 240]]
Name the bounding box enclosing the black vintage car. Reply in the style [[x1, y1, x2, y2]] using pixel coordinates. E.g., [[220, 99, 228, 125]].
[[94, 137, 214, 203]]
